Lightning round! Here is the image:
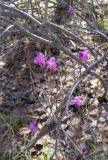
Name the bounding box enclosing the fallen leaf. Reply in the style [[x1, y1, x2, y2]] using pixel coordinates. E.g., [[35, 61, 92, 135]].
[[89, 108, 99, 117], [19, 127, 30, 135], [90, 79, 100, 87]]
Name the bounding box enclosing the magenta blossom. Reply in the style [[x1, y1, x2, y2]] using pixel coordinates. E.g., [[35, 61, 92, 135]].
[[47, 57, 57, 72], [68, 96, 83, 107], [28, 120, 38, 133], [82, 145, 88, 154], [34, 52, 46, 67], [79, 49, 90, 63], [67, 5, 75, 14]]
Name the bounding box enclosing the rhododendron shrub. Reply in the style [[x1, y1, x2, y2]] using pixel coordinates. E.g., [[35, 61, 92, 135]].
[[0, 0, 107, 159]]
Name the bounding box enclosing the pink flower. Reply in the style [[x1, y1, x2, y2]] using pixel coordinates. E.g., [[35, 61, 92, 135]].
[[46, 57, 57, 72], [34, 52, 46, 67], [28, 120, 38, 133], [79, 49, 90, 63], [67, 5, 75, 14], [68, 96, 83, 107], [82, 145, 88, 154]]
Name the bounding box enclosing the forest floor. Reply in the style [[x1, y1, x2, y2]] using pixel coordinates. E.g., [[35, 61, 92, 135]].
[[0, 37, 108, 160]]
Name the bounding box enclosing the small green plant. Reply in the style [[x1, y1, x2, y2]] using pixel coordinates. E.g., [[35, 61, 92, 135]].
[[39, 147, 53, 160], [88, 142, 96, 152], [15, 98, 24, 105], [11, 118, 31, 131]]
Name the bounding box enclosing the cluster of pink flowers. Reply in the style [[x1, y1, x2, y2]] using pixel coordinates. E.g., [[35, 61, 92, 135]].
[[34, 52, 57, 72], [78, 49, 90, 63], [68, 96, 83, 107]]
